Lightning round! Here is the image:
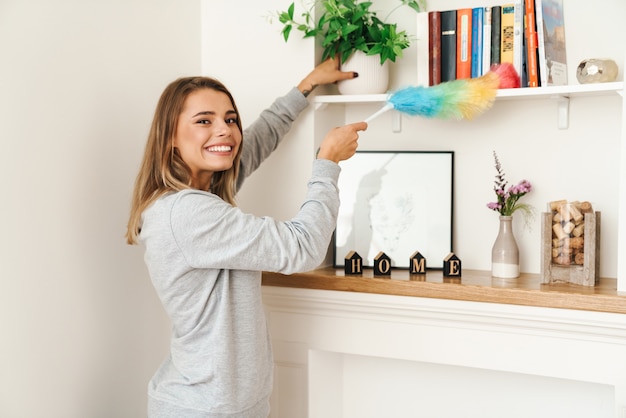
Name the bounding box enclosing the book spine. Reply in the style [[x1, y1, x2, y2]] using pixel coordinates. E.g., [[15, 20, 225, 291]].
[[428, 11, 442, 86], [490, 5, 502, 65], [524, 0, 539, 87], [535, 0, 547, 86], [513, 0, 524, 84], [471, 7, 483, 78], [416, 11, 430, 87], [482, 6, 492, 75], [521, 18, 528, 87], [440, 9, 457, 82], [500, 4, 515, 66], [456, 8, 472, 80]]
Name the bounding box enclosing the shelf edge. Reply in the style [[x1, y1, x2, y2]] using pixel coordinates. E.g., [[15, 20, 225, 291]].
[[313, 82, 624, 104]]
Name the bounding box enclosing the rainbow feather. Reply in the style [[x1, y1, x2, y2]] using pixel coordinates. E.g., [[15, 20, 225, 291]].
[[365, 63, 520, 122]]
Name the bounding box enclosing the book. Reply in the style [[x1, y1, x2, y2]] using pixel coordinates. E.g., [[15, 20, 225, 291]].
[[471, 7, 484, 78], [500, 5, 515, 67], [416, 11, 430, 86], [524, 0, 540, 87], [428, 11, 442, 86], [513, 0, 524, 84], [538, 0, 568, 85], [440, 9, 457, 82], [490, 5, 502, 65], [535, 0, 547, 86], [456, 8, 472, 80], [521, 18, 528, 87], [482, 6, 492, 74]]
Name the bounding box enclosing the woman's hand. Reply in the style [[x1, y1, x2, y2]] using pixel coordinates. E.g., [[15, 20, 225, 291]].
[[317, 122, 368, 163], [297, 56, 357, 96]]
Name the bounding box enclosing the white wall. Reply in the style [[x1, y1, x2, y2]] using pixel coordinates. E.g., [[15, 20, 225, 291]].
[[0, 1, 201, 416]]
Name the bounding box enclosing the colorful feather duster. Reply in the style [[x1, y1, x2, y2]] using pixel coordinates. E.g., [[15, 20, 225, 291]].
[[364, 63, 520, 123]]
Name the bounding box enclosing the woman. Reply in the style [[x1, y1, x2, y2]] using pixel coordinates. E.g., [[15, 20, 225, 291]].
[[126, 58, 367, 417]]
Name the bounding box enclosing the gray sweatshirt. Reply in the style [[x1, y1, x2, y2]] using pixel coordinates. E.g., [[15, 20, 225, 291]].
[[140, 87, 341, 417]]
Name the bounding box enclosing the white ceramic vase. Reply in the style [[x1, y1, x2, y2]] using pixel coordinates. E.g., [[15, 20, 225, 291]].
[[337, 50, 390, 95], [491, 215, 520, 279]]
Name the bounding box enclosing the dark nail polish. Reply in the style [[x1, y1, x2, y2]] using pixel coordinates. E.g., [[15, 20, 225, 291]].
[[353, 72, 359, 78]]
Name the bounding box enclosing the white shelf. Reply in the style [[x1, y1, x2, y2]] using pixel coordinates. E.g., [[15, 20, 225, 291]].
[[313, 82, 624, 130], [314, 82, 624, 104], [496, 81, 624, 100]]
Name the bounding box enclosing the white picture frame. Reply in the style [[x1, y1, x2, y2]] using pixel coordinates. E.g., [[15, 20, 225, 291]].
[[334, 151, 454, 269]]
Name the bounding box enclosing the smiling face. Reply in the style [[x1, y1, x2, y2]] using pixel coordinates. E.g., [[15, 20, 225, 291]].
[[173, 88, 242, 190]]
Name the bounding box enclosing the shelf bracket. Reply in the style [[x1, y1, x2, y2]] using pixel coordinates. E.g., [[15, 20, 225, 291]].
[[315, 102, 328, 111], [392, 112, 401, 133], [556, 95, 569, 130]]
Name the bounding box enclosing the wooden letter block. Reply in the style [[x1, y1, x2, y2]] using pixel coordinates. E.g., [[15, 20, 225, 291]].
[[373, 252, 392, 277], [443, 253, 462, 277], [344, 251, 363, 275], [409, 251, 427, 274]]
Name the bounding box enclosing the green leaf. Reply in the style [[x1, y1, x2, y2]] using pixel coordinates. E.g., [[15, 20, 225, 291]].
[[381, 49, 392, 63], [328, 18, 341, 32], [353, 37, 367, 50], [278, 12, 291, 24], [303, 11, 313, 26], [287, 2, 295, 20], [281, 24, 293, 42], [368, 44, 381, 55], [405, 0, 424, 13], [322, 32, 337, 47], [343, 23, 359, 36]]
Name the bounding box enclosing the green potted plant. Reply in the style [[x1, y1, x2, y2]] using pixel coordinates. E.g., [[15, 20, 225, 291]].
[[274, 0, 426, 94]]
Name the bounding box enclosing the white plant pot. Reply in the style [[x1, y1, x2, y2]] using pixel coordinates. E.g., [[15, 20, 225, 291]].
[[337, 51, 390, 95]]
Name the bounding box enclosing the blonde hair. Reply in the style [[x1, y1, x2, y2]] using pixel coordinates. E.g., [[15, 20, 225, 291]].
[[126, 77, 243, 245]]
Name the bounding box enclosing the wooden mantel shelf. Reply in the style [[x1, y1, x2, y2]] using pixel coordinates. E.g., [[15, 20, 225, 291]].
[[262, 267, 626, 315]]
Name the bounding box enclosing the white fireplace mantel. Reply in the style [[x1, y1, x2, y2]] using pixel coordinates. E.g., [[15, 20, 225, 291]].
[[262, 281, 626, 418]]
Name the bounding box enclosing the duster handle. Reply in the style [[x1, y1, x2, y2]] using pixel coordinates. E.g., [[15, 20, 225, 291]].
[[364, 103, 393, 123]]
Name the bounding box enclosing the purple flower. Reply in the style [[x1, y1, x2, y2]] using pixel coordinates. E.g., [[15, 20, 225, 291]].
[[487, 152, 533, 217]]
